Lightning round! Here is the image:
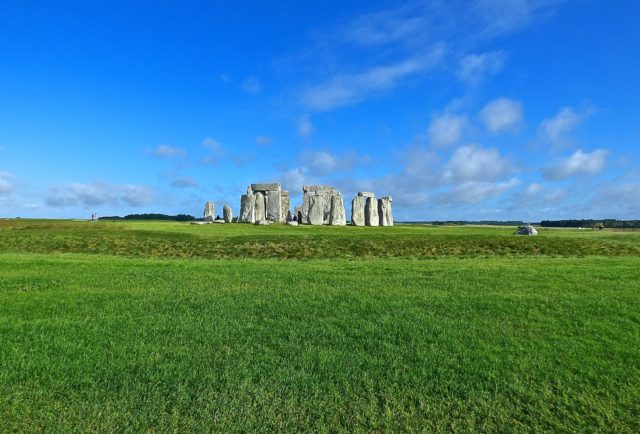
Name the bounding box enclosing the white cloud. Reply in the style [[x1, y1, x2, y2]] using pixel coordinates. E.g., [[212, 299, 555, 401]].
[[0, 172, 14, 195], [299, 150, 362, 176], [45, 182, 155, 208], [281, 167, 315, 193], [255, 136, 273, 146], [524, 182, 542, 196], [543, 149, 608, 180], [457, 51, 505, 85], [538, 106, 582, 144], [444, 177, 520, 204], [242, 77, 262, 94], [120, 185, 155, 207], [170, 177, 199, 188], [150, 145, 186, 159], [480, 98, 523, 133], [202, 137, 222, 150], [298, 114, 314, 137], [301, 50, 444, 111], [444, 145, 511, 182], [543, 189, 567, 203], [428, 114, 467, 147], [200, 137, 226, 165]]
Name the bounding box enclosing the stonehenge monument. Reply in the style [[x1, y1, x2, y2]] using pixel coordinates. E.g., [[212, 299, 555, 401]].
[[351, 192, 393, 227], [301, 185, 346, 226], [238, 183, 290, 224], [234, 183, 393, 227]]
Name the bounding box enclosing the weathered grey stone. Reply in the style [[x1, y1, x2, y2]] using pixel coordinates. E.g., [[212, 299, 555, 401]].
[[239, 194, 255, 223], [286, 220, 298, 226], [280, 191, 290, 223], [214, 219, 225, 224], [223, 205, 232, 223], [266, 190, 282, 223], [251, 183, 281, 192], [294, 205, 302, 222], [351, 196, 366, 226], [358, 192, 375, 198], [330, 195, 346, 226], [303, 185, 339, 195], [365, 197, 379, 226], [255, 219, 271, 225], [514, 225, 537, 236], [378, 196, 393, 227], [203, 201, 215, 223], [307, 194, 325, 225], [254, 192, 266, 222]]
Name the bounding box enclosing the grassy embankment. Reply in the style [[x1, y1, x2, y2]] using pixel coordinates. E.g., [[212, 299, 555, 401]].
[[1, 219, 639, 431]]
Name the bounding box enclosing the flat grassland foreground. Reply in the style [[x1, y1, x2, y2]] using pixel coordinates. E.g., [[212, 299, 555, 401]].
[[1, 220, 639, 431]]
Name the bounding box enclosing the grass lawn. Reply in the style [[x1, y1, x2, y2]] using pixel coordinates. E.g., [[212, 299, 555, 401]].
[[1, 220, 639, 431]]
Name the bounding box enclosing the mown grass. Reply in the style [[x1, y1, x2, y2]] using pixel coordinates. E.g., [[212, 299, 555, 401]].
[[1, 219, 639, 259], [1, 220, 639, 431]]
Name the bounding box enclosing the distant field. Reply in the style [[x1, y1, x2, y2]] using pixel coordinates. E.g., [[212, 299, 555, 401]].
[[1, 220, 639, 431]]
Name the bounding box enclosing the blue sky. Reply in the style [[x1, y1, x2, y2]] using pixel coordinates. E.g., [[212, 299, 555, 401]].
[[1, 0, 638, 220]]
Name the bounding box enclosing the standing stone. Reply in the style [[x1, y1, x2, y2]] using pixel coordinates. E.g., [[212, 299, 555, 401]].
[[266, 190, 283, 223], [203, 201, 215, 223], [358, 192, 375, 197], [294, 205, 302, 222], [223, 205, 232, 223], [307, 194, 325, 225], [330, 195, 346, 226], [378, 196, 393, 227], [351, 196, 366, 226], [254, 192, 266, 222], [280, 191, 290, 223], [365, 197, 379, 226], [239, 194, 256, 223]]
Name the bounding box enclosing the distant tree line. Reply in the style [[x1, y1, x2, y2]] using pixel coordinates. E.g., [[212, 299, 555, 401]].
[[427, 220, 526, 226], [99, 213, 196, 221], [539, 219, 640, 228]]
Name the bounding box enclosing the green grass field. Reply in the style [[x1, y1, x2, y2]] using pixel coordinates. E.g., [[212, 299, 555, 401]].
[[1, 220, 639, 431]]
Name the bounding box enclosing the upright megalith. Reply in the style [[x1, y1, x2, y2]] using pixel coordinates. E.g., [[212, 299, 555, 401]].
[[330, 195, 346, 226], [238, 182, 290, 224], [293, 205, 302, 222], [301, 185, 346, 226], [351, 196, 366, 226], [223, 205, 233, 223], [203, 201, 215, 223], [239, 192, 255, 223], [266, 190, 283, 223], [365, 197, 379, 226], [254, 191, 266, 222], [378, 196, 393, 227]]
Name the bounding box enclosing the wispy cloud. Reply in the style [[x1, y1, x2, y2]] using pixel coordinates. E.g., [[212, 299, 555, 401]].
[[428, 113, 467, 147], [444, 145, 512, 182], [0, 172, 14, 195], [457, 51, 505, 85], [149, 145, 186, 159], [170, 177, 199, 188], [543, 149, 608, 180], [298, 114, 314, 137], [242, 77, 262, 94], [538, 106, 583, 146], [255, 136, 273, 146], [301, 51, 444, 111], [480, 98, 523, 133], [46, 182, 155, 208]]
